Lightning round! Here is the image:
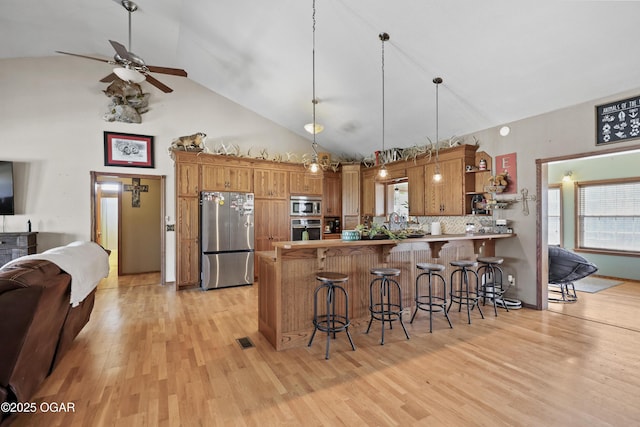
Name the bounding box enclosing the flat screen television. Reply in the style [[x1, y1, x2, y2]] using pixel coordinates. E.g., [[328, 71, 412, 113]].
[[0, 161, 15, 215]]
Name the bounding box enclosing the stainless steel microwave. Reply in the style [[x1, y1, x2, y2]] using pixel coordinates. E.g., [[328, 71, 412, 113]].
[[290, 196, 322, 216]]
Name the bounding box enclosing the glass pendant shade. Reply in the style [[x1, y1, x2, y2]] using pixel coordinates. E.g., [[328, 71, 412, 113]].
[[113, 66, 145, 83]]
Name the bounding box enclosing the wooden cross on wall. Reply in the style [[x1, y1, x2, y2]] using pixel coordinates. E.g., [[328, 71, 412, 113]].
[[123, 178, 149, 208]]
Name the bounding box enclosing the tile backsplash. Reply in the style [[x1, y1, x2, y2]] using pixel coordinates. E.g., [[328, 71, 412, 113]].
[[371, 215, 503, 234]]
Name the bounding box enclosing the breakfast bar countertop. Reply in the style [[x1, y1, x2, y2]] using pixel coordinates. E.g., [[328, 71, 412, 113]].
[[272, 233, 516, 249], [259, 232, 517, 351]]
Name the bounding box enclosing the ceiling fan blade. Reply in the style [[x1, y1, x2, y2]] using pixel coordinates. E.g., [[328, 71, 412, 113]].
[[56, 51, 110, 63], [143, 73, 173, 93], [100, 73, 119, 83], [109, 40, 132, 61], [146, 65, 188, 77]]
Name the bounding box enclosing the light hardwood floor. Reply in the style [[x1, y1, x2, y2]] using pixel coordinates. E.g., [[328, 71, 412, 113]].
[[12, 277, 640, 426]]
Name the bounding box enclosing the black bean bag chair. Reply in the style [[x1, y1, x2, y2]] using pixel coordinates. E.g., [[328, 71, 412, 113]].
[[548, 246, 598, 302]]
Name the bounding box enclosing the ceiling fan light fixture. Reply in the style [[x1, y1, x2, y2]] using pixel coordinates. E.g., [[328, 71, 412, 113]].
[[113, 66, 146, 83], [304, 122, 324, 134]]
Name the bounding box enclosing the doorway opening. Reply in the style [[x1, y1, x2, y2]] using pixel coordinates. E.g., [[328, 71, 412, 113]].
[[536, 143, 640, 309], [90, 171, 166, 287]]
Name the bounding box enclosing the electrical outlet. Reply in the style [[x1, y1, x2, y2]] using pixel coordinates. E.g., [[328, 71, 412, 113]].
[[508, 274, 515, 287]]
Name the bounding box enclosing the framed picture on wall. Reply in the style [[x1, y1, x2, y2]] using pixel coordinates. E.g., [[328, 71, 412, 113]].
[[595, 95, 640, 145], [104, 131, 155, 168]]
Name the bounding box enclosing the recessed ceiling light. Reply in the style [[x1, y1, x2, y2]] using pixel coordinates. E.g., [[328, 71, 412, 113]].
[[499, 126, 510, 137]]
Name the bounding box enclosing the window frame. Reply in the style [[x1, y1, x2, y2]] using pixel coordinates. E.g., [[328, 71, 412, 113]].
[[575, 177, 640, 257]]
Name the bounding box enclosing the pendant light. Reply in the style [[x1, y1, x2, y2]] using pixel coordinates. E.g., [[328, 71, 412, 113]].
[[308, 0, 321, 173], [432, 77, 443, 183], [378, 32, 390, 179]]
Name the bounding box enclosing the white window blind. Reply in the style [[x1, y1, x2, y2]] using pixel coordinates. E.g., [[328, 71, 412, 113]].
[[578, 180, 640, 253], [548, 187, 561, 246]]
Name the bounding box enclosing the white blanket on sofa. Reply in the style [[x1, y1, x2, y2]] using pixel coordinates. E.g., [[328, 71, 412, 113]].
[[4, 241, 110, 307]]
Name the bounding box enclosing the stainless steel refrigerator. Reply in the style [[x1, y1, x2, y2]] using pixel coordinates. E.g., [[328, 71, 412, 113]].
[[200, 191, 255, 290]]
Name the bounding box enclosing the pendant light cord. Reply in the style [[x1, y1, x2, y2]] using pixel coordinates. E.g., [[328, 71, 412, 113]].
[[311, 0, 318, 155], [380, 33, 389, 163]]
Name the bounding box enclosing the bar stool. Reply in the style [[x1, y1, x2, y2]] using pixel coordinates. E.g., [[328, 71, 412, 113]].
[[308, 272, 356, 359], [477, 256, 508, 316], [366, 267, 410, 345], [411, 263, 453, 332], [448, 260, 484, 324]]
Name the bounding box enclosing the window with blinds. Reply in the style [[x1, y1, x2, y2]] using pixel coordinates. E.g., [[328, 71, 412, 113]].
[[577, 178, 640, 254], [548, 186, 562, 246]]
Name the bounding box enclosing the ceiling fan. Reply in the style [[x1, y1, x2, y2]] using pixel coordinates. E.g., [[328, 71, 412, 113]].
[[56, 0, 187, 93]]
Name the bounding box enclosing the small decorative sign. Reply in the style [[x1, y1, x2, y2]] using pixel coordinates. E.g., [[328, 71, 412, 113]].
[[595, 95, 640, 145], [494, 153, 517, 194], [104, 132, 154, 168]]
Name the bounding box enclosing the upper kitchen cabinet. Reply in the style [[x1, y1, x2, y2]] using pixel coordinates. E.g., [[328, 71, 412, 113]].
[[201, 164, 252, 192], [254, 169, 288, 199], [323, 170, 341, 216], [290, 171, 323, 195], [341, 164, 361, 230], [425, 158, 465, 215], [176, 161, 199, 197], [361, 168, 385, 218], [407, 165, 425, 216]]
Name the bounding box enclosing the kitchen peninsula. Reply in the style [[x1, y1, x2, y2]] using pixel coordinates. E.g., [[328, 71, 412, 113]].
[[257, 233, 516, 351]]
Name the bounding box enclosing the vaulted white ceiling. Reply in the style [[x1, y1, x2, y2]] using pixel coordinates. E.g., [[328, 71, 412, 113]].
[[2, 0, 640, 159]]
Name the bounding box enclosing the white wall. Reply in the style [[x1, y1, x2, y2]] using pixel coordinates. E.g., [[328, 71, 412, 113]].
[[0, 56, 316, 282]]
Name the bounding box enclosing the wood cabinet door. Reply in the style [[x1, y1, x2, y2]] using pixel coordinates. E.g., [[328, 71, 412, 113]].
[[228, 167, 253, 192], [201, 164, 227, 191], [254, 169, 288, 198], [177, 163, 199, 196], [290, 172, 322, 195], [425, 159, 464, 215], [323, 172, 341, 215], [361, 169, 377, 217], [254, 199, 289, 251], [440, 158, 464, 215], [407, 165, 425, 216], [176, 196, 199, 288], [341, 166, 360, 216]]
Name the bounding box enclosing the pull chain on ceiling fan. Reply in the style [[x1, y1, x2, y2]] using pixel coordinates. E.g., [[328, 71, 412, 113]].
[[56, 0, 187, 93]]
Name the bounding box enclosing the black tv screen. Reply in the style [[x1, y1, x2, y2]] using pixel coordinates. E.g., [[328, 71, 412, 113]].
[[0, 161, 15, 215]]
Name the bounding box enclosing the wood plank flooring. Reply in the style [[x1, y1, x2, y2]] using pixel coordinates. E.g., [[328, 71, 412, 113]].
[[12, 278, 640, 426]]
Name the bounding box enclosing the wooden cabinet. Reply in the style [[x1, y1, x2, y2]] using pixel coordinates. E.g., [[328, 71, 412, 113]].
[[322, 171, 341, 216], [176, 162, 199, 197], [176, 196, 199, 288], [0, 232, 37, 266], [254, 169, 288, 199], [407, 165, 426, 216], [425, 158, 465, 215], [289, 172, 322, 195], [201, 164, 252, 192], [361, 168, 386, 218], [254, 199, 289, 252], [341, 164, 360, 229]]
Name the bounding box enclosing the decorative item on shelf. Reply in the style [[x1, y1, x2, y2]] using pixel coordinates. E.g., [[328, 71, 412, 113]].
[[478, 158, 487, 170], [169, 132, 207, 153], [485, 171, 509, 193], [341, 230, 361, 241]]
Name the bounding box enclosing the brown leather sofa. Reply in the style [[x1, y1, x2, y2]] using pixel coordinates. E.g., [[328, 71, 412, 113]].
[[0, 259, 96, 426]]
